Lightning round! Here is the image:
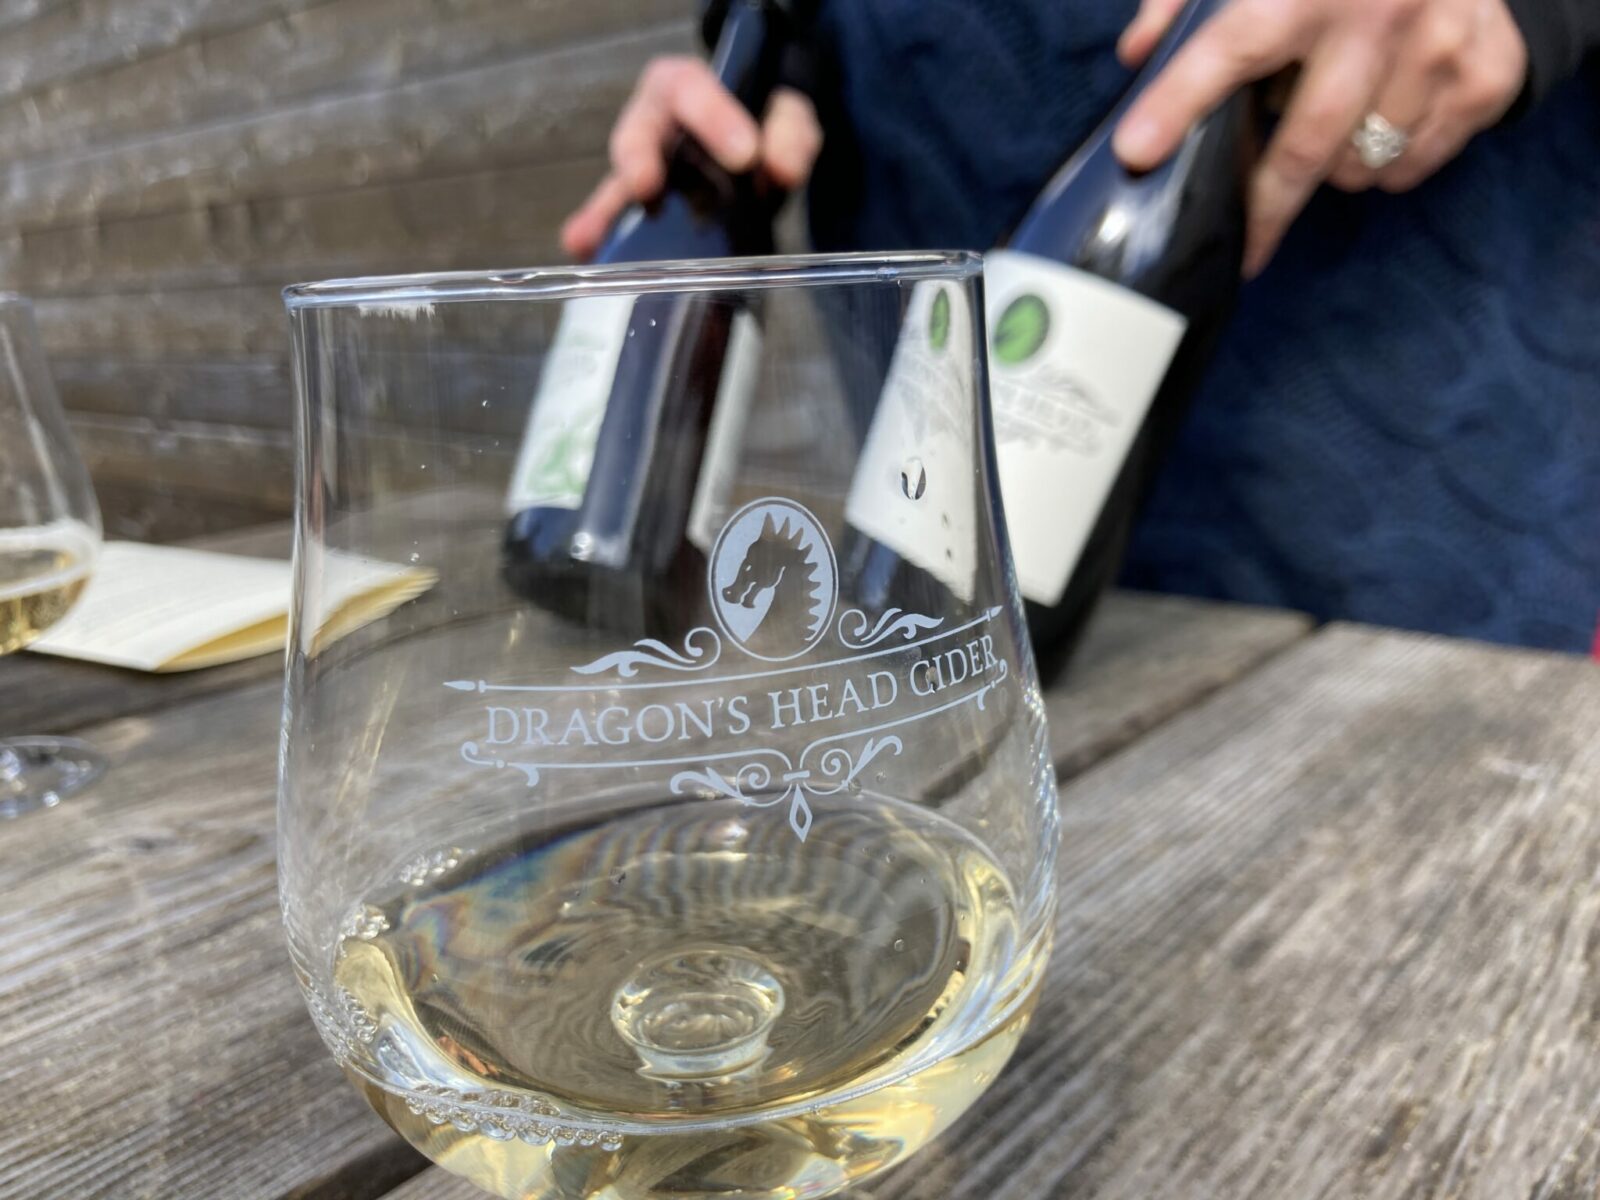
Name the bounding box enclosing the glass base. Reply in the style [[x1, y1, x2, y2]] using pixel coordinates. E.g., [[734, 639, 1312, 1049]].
[[0, 736, 105, 818]]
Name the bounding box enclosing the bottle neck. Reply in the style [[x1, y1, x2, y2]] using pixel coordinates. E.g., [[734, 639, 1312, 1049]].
[[1032, 0, 1235, 188], [707, 0, 782, 111], [675, 0, 785, 219], [1001, 0, 1247, 272], [595, 0, 785, 261]]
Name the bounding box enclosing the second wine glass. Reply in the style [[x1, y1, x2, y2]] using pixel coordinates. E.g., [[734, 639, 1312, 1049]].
[[0, 294, 104, 819]]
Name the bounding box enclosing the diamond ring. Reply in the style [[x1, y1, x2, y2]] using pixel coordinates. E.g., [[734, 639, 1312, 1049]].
[[1352, 112, 1409, 170]]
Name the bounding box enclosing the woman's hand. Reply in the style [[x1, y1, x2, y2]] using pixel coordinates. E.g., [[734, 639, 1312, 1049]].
[[1113, 0, 1528, 277], [561, 56, 823, 261]]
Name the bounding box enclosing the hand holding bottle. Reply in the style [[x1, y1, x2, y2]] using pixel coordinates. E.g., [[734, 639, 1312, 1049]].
[[1115, 0, 1528, 277], [562, 57, 823, 261]]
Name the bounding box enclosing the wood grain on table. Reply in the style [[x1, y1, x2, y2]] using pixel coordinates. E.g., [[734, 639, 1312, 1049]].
[[389, 626, 1600, 1200], [0, 674, 423, 1200], [0, 522, 1304, 1200]]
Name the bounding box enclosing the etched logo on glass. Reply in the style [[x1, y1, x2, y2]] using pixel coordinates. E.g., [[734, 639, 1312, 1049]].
[[449, 496, 1013, 842], [709, 498, 837, 662]]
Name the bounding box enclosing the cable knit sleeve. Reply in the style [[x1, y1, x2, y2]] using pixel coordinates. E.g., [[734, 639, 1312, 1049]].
[[1501, 0, 1600, 114]]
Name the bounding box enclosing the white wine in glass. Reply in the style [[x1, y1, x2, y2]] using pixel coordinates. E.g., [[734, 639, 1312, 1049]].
[[0, 294, 105, 818], [0, 519, 96, 653]]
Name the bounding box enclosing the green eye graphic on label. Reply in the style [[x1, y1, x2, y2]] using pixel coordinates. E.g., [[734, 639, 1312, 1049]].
[[993, 294, 1050, 365], [928, 288, 951, 352]]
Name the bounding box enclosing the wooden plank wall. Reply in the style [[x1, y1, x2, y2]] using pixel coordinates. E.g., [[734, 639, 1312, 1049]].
[[0, 0, 695, 540]]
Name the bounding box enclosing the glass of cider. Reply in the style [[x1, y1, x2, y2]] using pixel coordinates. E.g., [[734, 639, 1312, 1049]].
[[279, 252, 1058, 1200]]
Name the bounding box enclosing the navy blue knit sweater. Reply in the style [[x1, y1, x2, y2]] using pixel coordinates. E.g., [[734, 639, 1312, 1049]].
[[801, 0, 1600, 653]]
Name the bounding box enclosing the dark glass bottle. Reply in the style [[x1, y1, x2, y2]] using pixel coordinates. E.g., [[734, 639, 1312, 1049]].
[[844, 0, 1254, 683], [501, 0, 790, 636]]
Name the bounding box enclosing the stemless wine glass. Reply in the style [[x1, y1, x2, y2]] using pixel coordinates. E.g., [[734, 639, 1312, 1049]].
[[0, 294, 103, 819], [279, 253, 1058, 1200]]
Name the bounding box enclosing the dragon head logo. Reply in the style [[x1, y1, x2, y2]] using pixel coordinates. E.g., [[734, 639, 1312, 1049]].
[[709, 498, 838, 662]]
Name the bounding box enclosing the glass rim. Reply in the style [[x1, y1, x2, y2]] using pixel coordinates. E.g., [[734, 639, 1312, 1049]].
[[282, 251, 982, 311]]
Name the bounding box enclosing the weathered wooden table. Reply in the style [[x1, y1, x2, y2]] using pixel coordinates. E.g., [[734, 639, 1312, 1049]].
[[5, 524, 1599, 1200]]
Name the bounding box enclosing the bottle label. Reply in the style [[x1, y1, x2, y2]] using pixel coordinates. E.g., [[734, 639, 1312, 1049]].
[[505, 293, 637, 514], [843, 280, 980, 602], [687, 308, 763, 553], [984, 248, 1188, 606]]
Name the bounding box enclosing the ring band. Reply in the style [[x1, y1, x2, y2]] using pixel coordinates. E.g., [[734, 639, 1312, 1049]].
[[1352, 112, 1409, 170]]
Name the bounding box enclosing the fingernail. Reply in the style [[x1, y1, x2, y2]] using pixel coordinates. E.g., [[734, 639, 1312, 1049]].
[[1114, 114, 1160, 165]]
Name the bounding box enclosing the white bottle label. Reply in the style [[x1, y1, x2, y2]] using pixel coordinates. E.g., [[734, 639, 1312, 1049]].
[[505, 293, 637, 514], [984, 248, 1188, 606], [844, 280, 980, 603], [688, 308, 763, 553]]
